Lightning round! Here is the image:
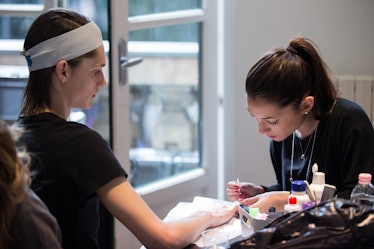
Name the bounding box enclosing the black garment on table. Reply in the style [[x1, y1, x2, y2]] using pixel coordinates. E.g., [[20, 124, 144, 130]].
[[18, 113, 128, 249], [10, 188, 62, 249], [230, 199, 374, 249], [266, 98, 374, 199]]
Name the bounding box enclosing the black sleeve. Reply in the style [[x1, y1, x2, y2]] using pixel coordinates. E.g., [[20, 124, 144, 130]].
[[69, 128, 128, 194]]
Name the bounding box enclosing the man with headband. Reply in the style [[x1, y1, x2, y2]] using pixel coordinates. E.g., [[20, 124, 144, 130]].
[[18, 8, 237, 249]]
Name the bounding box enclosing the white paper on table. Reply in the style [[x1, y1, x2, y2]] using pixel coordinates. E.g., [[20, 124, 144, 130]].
[[163, 196, 242, 247], [194, 218, 241, 247]]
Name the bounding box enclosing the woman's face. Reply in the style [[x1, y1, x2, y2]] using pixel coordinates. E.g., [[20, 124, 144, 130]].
[[247, 97, 305, 142], [65, 45, 107, 110]]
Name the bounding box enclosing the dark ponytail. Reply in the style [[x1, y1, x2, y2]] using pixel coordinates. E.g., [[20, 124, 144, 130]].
[[246, 37, 337, 119], [287, 37, 337, 119]]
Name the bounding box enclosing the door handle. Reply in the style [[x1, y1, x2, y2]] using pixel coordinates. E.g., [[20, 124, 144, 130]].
[[118, 38, 143, 85], [120, 56, 143, 68]]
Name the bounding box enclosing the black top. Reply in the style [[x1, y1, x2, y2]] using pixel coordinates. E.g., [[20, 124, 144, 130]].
[[11, 188, 62, 249], [267, 98, 374, 199], [18, 113, 127, 249]]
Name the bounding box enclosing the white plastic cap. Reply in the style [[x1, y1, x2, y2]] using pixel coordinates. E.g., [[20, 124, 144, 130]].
[[312, 172, 325, 185], [312, 163, 318, 174]]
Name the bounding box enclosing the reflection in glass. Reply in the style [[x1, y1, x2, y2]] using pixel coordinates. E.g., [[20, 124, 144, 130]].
[[128, 23, 202, 187], [0, 15, 35, 39], [67, 0, 109, 39]]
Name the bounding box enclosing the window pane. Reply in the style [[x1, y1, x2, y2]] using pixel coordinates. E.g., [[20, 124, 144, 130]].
[[0, 13, 36, 123], [0, 15, 35, 39], [129, 0, 202, 17], [128, 23, 202, 187], [130, 23, 198, 42], [67, 0, 109, 40]]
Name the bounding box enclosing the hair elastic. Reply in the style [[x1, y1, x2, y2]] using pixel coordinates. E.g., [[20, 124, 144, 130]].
[[21, 21, 103, 72]]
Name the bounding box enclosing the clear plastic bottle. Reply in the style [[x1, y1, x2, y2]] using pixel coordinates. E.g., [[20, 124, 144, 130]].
[[350, 173, 374, 207], [289, 180, 311, 208]]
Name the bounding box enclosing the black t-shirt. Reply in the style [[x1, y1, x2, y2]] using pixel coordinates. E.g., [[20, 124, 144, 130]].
[[11, 188, 62, 249], [18, 113, 127, 249], [267, 98, 374, 199]]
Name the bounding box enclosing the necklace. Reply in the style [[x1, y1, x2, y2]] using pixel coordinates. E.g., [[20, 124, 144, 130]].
[[289, 125, 318, 183], [297, 132, 313, 161]]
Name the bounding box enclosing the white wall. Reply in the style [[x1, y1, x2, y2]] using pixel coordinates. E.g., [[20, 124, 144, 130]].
[[223, 0, 374, 190]]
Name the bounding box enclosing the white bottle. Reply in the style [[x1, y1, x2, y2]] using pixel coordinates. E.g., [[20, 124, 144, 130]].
[[309, 163, 325, 204], [350, 173, 374, 207], [284, 196, 302, 213], [289, 180, 311, 208]]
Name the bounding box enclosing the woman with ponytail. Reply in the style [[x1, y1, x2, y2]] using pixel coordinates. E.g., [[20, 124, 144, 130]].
[[226, 37, 374, 212]]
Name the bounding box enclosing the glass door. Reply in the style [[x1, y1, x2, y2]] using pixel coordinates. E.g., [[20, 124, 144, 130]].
[[127, 1, 202, 188], [110, 1, 220, 248]]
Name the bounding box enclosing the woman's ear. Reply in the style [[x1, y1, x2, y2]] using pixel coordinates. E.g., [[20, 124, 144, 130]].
[[55, 60, 69, 83], [301, 96, 314, 114]]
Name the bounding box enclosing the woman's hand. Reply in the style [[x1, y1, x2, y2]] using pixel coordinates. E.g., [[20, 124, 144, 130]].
[[239, 191, 289, 213], [226, 181, 265, 201], [203, 202, 239, 228]]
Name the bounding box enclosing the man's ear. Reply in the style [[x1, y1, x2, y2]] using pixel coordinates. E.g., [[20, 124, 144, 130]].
[[301, 96, 314, 114], [55, 60, 69, 83]]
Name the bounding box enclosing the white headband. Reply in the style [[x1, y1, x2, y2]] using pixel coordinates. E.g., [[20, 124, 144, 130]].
[[22, 21, 103, 72]]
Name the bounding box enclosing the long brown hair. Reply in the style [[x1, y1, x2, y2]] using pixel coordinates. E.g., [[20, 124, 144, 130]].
[[0, 120, 30, 248], [245, 37, 337, 120], [20, 8, 96, 116]]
